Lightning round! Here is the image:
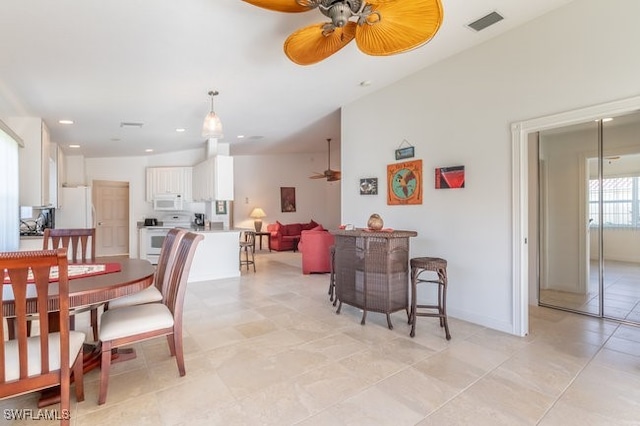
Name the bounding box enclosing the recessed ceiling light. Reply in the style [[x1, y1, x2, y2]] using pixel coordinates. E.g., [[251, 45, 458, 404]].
[[120, 122, 144, 128], [176, 128, 186, 133], [237, 135, 245, 139], [58, 119, 74, 125], [145, 148, 154, 152], [602, 117, 613, 122], [69, 144, 80, 148], [359, 80, 372, 87]]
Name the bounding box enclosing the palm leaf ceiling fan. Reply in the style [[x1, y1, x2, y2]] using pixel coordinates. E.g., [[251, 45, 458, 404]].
[[310, 138, 341, 181], [242, 0, 444, 65]]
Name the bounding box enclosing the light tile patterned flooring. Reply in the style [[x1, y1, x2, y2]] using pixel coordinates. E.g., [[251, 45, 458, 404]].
[[3, 251, 640, 425], [540, 260, 640, 321]]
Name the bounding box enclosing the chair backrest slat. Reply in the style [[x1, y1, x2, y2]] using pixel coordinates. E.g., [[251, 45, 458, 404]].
[[44, 228, 96, 262], [163, 232, 203, 314], [155, 228, 185, 295]]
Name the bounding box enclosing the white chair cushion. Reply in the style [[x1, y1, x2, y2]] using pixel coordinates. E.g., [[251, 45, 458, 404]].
[[99, 303, 174, 341], [3, 331, 86, 382], [107, 286, 162, 309]]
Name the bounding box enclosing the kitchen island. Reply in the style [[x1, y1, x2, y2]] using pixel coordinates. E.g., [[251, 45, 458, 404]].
[[187, 228, 241, 282]]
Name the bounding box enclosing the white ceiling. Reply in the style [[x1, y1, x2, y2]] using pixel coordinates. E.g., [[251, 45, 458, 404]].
[[0, 0, 574, 157]]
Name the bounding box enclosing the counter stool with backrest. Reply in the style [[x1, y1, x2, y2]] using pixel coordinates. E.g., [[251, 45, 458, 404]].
[[239, 230, 256, 272], [328, 245, 336, 305], [409, 256, 451, 340]]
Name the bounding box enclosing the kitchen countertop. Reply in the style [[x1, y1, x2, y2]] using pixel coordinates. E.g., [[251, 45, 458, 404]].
[[20, 235, 45, 240]]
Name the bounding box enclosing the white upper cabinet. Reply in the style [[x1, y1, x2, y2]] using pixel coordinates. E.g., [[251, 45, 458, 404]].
[[145, 166, 192, 202], [7, 117, 56, 207], [191, 156, 234, 202]]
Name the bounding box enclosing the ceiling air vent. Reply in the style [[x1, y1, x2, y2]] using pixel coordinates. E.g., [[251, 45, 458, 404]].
[[467, 11, 504, 32], [120, 122, 144, 128]]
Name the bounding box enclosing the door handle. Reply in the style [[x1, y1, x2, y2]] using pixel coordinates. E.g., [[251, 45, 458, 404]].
[[98, 222, 103, 226]]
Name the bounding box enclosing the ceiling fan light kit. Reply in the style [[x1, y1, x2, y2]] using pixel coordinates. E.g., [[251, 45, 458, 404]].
[[242, 0, 444, 65]]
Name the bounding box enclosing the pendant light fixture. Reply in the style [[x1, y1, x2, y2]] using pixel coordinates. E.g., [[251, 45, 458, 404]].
[[202, 90, 223, 138]]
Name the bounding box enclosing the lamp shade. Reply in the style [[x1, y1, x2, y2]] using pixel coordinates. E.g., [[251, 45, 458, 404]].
[[250, 207, 266, 219]]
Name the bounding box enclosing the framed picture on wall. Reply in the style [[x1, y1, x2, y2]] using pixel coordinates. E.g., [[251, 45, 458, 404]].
[[215, 200, 227, 215], [360, 178, 378, 195], [387, 159, 423, 205], [435, 165, 465, 189], [280, 187, 296, 212]]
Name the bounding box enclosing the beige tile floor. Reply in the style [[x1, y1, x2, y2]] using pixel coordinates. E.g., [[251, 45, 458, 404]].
[[540, 260, 640, 321], [3, 251, 640, 425]]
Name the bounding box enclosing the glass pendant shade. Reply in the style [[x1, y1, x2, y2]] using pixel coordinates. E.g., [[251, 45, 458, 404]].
[[202, 112, 223, 138], [202, 90, 224, 138]]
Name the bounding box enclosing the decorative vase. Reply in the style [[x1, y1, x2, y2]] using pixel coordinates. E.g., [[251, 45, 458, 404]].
[[367, 214, 383, 231]]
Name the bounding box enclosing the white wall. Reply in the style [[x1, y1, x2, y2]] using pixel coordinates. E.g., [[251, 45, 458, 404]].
[[341, 0, 640, 333], [233, 153, 341, 230]]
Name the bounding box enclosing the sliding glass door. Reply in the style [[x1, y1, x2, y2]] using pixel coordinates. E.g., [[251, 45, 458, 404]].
[[538, 111, 640, 323]]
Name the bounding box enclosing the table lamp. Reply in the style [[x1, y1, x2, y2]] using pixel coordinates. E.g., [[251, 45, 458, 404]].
[[249, 207, 266, 232]]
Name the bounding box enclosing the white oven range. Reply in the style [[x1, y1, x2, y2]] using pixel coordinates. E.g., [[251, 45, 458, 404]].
[[141, 213, 192, 265]]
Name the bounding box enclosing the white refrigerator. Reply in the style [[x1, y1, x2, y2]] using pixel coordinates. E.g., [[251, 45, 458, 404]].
[[56, 186, 95, 228]]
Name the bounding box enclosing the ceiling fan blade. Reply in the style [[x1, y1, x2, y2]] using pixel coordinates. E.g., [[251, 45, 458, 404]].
[[284, 22, 357, 65], [309, 173, 326, 179], [355, 0, 443, 56], [241, 0, 314, 13]]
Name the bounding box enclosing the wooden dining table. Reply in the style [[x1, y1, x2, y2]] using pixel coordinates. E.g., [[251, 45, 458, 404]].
[[2, 256, 155, 406]]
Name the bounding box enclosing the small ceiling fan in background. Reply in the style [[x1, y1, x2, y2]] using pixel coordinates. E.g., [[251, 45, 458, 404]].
[[310, 138, 341, 181], [241, 0, 444, 65]]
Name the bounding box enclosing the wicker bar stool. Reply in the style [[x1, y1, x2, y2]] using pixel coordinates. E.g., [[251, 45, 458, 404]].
[[409, 257, 451, 340], [328, 245, 338, 306]]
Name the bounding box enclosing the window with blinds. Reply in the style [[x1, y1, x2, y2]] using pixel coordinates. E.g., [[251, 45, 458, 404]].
[[589, 176, 640, 228]]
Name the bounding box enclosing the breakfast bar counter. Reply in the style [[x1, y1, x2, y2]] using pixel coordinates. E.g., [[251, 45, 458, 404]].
[[331, 229, 417, 329], [187, 229, 241, 282]]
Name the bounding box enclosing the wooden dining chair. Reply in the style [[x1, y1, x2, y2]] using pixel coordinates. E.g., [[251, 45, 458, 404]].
[[0, 249, 85, 426], [106, 228, 186, 310], [43, 228, 100, 341], [6, 228, 98, 341], [97, 232, 203, 405]]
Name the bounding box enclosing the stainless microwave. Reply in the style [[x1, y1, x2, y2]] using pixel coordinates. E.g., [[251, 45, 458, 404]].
[[152, 194, 184, 211]]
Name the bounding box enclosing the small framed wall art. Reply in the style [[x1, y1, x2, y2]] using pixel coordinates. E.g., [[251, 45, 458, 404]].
[[359, 178, 378, 195], [215, 200, 227, 214], [280, 187, 296, 212], [387, 159, 422, 205], [395, 146, 415, 160], [435, 165, 465, 189]]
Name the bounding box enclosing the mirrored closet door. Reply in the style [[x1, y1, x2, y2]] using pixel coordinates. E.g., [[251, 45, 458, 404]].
[[538, 111, 640, 323]]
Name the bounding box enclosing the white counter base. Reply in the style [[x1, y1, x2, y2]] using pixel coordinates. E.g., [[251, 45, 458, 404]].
[[188, 230, 241, 282]]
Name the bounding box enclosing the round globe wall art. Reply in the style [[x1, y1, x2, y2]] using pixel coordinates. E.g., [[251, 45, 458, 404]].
[[387, 159, 422, 205]]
